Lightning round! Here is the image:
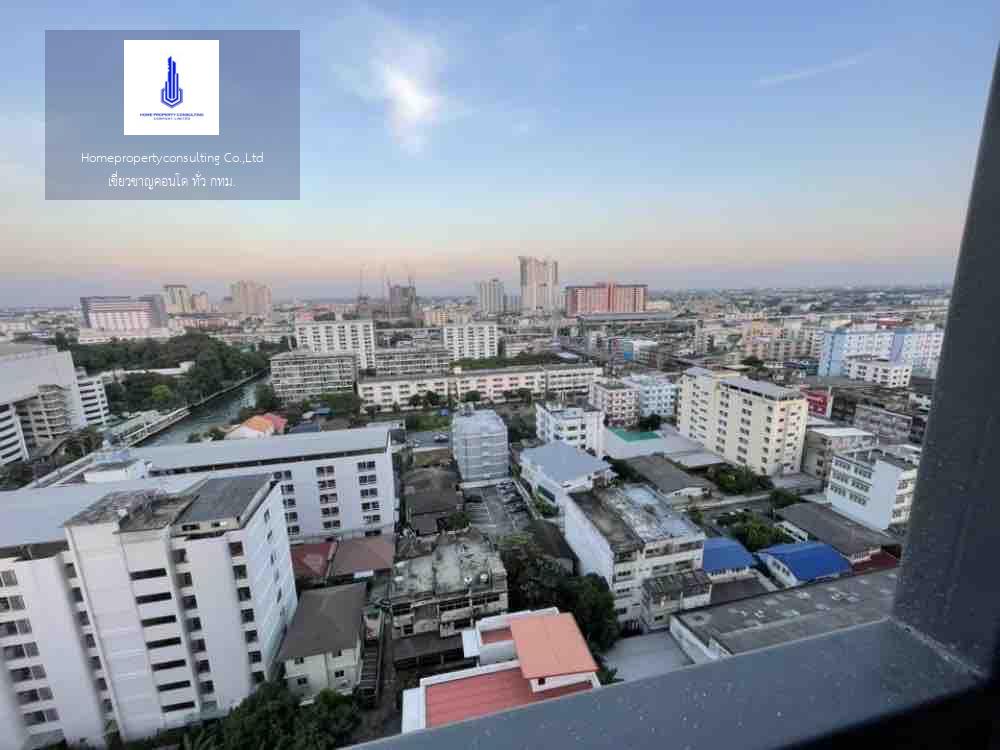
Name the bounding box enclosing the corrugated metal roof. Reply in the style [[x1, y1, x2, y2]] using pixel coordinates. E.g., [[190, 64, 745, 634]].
[[758, 541, 851, 581], [702, 537, 755, 574]]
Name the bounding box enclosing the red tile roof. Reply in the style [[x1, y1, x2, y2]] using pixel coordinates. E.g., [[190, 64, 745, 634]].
[[509, 613, 598, 679], [424, 667, 591, 728], [331, 536, 395, 576], [851, 550, 899, 575], [260, 413, 288, 434], [291, 542, 336, 579], [480, 627, 512, 645]]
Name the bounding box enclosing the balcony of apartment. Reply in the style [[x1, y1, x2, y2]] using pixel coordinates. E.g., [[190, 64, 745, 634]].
[[362, 48, 1000, 750]]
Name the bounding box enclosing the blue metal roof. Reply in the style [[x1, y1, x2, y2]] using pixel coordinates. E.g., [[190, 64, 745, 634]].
[[757, 541, 850, 582], [702, 537, 755, 574]]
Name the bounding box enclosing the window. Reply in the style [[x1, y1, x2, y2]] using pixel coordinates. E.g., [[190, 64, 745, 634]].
[[172, 549, 187, 564], [130, 568, 167, 581], [200, 680, 215, 694], [182, 595, 198, 610], [334, 670, 345, 678], [147, 637, 182, 649], [64, 562, 77, 578], [157, 680, 191, 692], [177, 572, 193, 587], [229, 542, 244, 556], [296, 676, 309, 686], [249, 651, 262, 663], [187, 617, 202, 632], [323, 520, 341, 529], [245, 630, 258, 643], [233, 564, 248, 580], [136, 592, 172, 605], [162, 701, 196, 712], [152, 659, 187, 672], [1, 570, 18, 586], [288, 525, 300, 535], [293, 657, 305, 665], [242, 609, 255, 623], [238, 587, 251, 602], [141, 614, 176, 627]]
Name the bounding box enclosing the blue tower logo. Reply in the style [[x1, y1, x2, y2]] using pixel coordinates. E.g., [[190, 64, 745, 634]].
[[160, 56, 183, 108]]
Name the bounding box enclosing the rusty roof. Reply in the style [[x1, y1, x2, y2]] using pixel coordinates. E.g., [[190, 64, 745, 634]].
[[510, 613, 598, 679]]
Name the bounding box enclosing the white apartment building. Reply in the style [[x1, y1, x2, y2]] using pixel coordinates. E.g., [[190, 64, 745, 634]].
[[73, 428, 397, 542], [452, 410, 508, 484], [228, 281, 272, 318], [1, 344, 91, 466], [535, 401, 604, 456], [588, 381, 639, 427], [888, 326, 944, 376], [269, 351, 357, 404], [519, 441, 612, 519], [295, 320, 376, 370], [80, 296, 168, 332], [0, 474, 296, 748], [801, 426, 876, 482], [564, 485, 708, 632], [677, 368, 807, 476], [476, 279, 505, 316], [620, 373, 678, 419], [518, 256, 559, 313], [357, 364, 603, 413], [373, 347, 451, 377], [76, 369, 111, 429], [442, 323, 498, 361], [826, 445, 921, 530], [818, 324, 943, 377], [842, 357, 912, 388], [75, 328, 180, 345]]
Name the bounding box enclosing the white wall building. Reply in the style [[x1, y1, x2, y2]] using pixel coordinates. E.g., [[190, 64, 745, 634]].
[[518, 257, 559, 314], [75, 369, 111, 429], [565, 485, 708, 632], [295, 320, 376, 370], [452, 410, 508, 484], [818, 325, 943, 377], [888, 326, 944, 376], [0, 474, 296, 748], [801, 426, 876, 482], [826, 444, 921, 530], [620, 373, 678, 419], [442, 323, 498, 361], [518, 441, 612, 519], [373, 347, 451, 377], [588, 381, 639, 427], [75, 427, 397, 542], [843, 357, 912, 388], [269, 351, 357, 404], [476, 279, 505, 316], [677, 367, 807, 476], [534, 402, 604, 456]]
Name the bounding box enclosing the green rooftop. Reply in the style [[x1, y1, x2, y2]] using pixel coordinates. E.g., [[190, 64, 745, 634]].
[[610, 428, 661, 442]]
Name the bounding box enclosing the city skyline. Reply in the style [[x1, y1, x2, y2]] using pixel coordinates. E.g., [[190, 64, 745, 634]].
[[3, 2, 997, 305]]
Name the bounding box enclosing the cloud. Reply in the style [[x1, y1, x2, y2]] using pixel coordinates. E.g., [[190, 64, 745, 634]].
[[753, 51, 873, 88], [324, 3, 455, 153]]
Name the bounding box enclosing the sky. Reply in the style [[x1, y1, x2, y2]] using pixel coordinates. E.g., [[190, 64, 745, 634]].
[[1, 1, 998, 305]]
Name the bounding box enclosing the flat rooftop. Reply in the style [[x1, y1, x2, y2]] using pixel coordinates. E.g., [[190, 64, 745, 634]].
[[806, 426, 875, 438], [777, 503, 897, 557], [404, 466, 462, 515], [838, 444, 922, 471], [130, 425, 391, 472], [569, 484, 703, 551], [173, 474, 272, 525], [674, 568, 898, 655], [391, 530, 504, 600], [624, 455, 712, 494], [721, 376, 804, 401], [519, 441, 610, 483]]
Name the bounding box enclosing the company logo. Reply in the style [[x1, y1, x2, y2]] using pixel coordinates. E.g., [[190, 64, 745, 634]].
[[160, 56, 183, 108]]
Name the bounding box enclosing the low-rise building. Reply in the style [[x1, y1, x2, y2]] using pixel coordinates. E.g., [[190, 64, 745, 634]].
[[403, 467, 463, 536], [564, 484, 708, 632], [518, 441, 613, 519], [534, 401, 605, 456], [225, 413, 287, 440], [852, 403, 913, 444], [279, 583, 367, 702], [757, 542, 851, 588], [620, 373, 678, 419], [670, 568, 898, 663], [588, 380, 639, 427], [801, 426, 876, 482], [452, 410, 509, 484], [373, 347, 451, 377], [698, 538, 756, 582], [843, 357, 912, 388], [622, 455, 713, 503], [826, 444, 921, 530], [402, 609, 598, 733], [269, 350, 357, 404], [389, 530, 508, 641], [775, 503, 898, 567]]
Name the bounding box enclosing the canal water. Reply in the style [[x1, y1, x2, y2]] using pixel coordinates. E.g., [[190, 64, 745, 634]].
[[140, 377, 265, 446]]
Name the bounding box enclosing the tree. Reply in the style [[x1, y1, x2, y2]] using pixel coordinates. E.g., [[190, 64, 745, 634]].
[[1, 461, 35, 488], [638, 413, 662, 431], [462, 390, 481, 403], [423, 391, 442, 408], [150, 384, 174, 408], [769, 488, 800, 511], [319, 391, 362, 416], [516, 387, 534, 404], [364, 406, 378, 419], [408, 394, 424, 408], [741, 356, 764, 368], [214, 681, 299, 750], [441, 511, 470, 531], [207, 427, 227, 441], [391, 402, 401, 414], [292, 690, 361, 750], [186, 432, 202, 443], [254, 383, 280, 412]]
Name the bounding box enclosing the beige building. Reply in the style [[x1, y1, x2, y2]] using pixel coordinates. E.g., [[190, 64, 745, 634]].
[[588, 380, 639, 427], [442, 323, 498, 361], [842, 357, 912, 388], [269, 351, 357, 403], [677, 367, 807, 476], [295, 319, 376, 370]]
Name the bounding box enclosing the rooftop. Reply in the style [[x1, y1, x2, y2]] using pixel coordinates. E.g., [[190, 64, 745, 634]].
[[509, 612, 598, 679], [642, 568, 712, 598], [451, 409, 507, 437], [276, 583, 366, 662], [423, 664, 592, 729], [526, 520, 576, 563], [701, 537, 756, 574], [674, 568, 898, 655], [331, 535, 395, 577], [391, 530, 505, 600], [173, 475, 272, 526], [720, 376, 805, 401], [777, 503, 897, 557], [837, 444, 922, 471], [404, 466, 462, 516], [519, 441, 610, 483], [569, 484, 703, 551], [608, 428, 661, 442], [130, 425, 391, 471], [806, 426, 876, 438], [290, 541, 337, 580], [758, 541, 852, 581], [624, 455, 713, 494]]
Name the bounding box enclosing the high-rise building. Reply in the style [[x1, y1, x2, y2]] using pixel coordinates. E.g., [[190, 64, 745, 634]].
[[0, 343, 107, 466], [295, 319, 376, 370], [588, 380, 639, 427], [80, 295, 168, 331], [229, 281, 272, 318], [518, 257, 559, 313], [163, 285, 193, 314], [0, 475, 297, 746], [818, 325, 943, 378], [190, 292, 211, 313], [269, 351, 357, 403], [620, 373, 678, 418], [442, 323, 498, 361], [565, 283, 647, 316], [476, 279, 505, 316], [677, 367, 808, 476], [388, 284, 417, 320]]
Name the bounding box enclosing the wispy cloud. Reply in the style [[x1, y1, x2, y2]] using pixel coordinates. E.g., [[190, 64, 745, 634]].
[[324, 3, 458, 154], [754, 51, 873, 88]]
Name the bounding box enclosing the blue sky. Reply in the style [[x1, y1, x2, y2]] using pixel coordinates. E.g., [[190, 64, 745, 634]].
[[1, 1, 998, 304]]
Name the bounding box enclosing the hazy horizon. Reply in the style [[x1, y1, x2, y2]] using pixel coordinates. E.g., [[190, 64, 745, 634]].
[[2, 1, 996, 306]]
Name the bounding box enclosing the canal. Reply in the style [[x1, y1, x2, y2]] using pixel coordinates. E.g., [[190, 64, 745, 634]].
[[140, 376, 266, 446]]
